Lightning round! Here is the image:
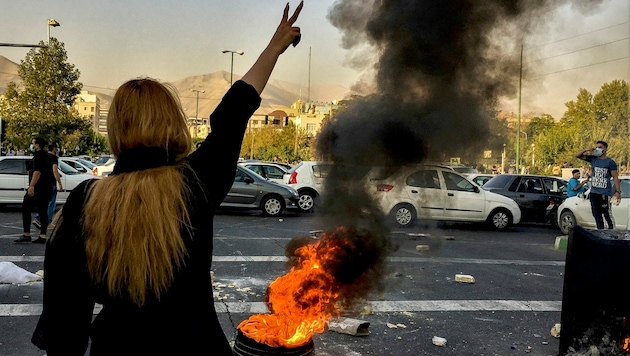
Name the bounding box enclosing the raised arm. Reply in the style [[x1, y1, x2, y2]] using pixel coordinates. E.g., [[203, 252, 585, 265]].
[[241, 1, 303, 94]]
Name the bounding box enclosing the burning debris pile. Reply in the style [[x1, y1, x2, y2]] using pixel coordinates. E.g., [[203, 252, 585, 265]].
[[237, 226, 389, 348]]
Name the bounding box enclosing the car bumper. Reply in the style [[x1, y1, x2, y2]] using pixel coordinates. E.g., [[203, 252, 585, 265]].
[[285, 196, 301, 210]]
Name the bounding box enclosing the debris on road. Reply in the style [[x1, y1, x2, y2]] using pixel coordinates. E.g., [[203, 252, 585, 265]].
[[455, 274, 475, 283], [550, 323, 561, 338], [415, 245, 430, 251], [432, 336, 447, 347], [327, 317, 370, 336]]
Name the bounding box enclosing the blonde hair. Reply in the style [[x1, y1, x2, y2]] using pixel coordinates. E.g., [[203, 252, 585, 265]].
[[83, 78, 193, 306]]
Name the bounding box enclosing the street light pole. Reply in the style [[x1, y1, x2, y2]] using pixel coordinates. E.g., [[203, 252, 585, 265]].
[[190, 89, 205, 138], [47, 19, 60, 44], [221, 50, 244, 86]]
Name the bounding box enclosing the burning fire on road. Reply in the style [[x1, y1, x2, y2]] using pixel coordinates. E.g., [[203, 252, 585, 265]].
[[236, 226, 389, 353]]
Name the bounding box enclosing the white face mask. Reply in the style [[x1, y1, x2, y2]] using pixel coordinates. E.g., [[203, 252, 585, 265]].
[[593, 148, 604, 157]]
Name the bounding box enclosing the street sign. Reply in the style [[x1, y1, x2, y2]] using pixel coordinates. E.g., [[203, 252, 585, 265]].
[[483, 150, 492, 158], [450, 157, 460, 165]]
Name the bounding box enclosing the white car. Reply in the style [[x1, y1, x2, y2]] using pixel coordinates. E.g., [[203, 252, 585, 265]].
[[465, 173, 496, 187], [94, 154, 116, 177], [60, 157, 98, 176], [0, 156, 96, 205], [368, 164, 521, 229], [556, 176, 630, 235], [283, 161, 333, 212], [238, 161, 289, 184]]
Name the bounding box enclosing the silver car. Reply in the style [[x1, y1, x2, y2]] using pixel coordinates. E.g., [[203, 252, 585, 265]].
[[220, 165, 300, 216]]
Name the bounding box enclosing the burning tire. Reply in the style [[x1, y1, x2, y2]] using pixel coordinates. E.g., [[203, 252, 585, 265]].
[[488, 208, 512, 230], [391, 204, 416, 227], [262, 195, 284, 216], [559, 210, 576, 235], [233, 329, 314, 356]]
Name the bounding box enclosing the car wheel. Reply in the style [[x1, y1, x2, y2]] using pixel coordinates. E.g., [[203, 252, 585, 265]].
[[297, 192, 315, 212], [488, 208, 512, 230], [262, 195, 284, 217], [559, 210, 576, 235], [391, 204, 416, 227]]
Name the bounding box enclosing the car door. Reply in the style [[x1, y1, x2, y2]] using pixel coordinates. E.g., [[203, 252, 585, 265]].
[[311, 164, 331, 193], [222, 168, 259, 206], [513, 177, 549, 222], [404, 169, 445, 219], [0, 158, 28, 203], [442, 171, 486, 221], [610, 179, 630, 229], [264, 165, 287, 184]]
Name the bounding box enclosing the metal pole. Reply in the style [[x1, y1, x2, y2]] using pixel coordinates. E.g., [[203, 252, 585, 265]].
[[516, 44, 523, 173], [230, 53, 234, 86], [195, 91, 200, 138]]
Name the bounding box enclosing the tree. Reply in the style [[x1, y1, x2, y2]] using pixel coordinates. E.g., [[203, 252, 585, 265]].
[[0, 38, 95, 153], [240, 123, 313, 163]]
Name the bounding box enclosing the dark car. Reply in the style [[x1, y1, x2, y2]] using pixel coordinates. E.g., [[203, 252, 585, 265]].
[[220, 165, 300, 216], [483, 174, 568, 225]]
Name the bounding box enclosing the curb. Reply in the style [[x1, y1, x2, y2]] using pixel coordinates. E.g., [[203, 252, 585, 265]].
[[555, 236, 568, 251]]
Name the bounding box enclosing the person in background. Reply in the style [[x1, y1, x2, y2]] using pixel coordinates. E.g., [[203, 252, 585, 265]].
[[576, 140, 621, 229], [32, 3, 303, 355], [33, 144, 63, 230], [15, 138, 54, 244], [567, 169, 589, 198]]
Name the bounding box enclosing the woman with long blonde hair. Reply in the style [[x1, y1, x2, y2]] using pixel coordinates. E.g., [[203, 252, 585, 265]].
[[33, 3, 303, 355]]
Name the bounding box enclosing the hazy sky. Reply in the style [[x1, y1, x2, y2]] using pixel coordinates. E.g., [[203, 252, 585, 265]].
[[1, 0, 628, 118]]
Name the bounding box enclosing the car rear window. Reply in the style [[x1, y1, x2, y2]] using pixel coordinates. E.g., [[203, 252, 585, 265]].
[[483, 175, 513, 189]]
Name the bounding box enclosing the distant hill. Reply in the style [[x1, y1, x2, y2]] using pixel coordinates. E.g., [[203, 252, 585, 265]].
[[0, 55, 352, 117]]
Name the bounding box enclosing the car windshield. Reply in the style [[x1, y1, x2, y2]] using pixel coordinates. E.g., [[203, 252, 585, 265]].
[[77, 159, 97, 169], [95, 156, 112, 165], [58, 160, 81, 175], [483, 175, 513, 189]]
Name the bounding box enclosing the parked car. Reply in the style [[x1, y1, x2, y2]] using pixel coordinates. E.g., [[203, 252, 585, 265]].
[[368, 164, 521, 229], [94, 154, 116, 177], [283, 161, 333, 212], [75, 155, 93, 162], [238, 162, 289, 184], [446, 165, 479, 174], [465, 173, 495, 187], [0, 156, 96, 205], [60, 157, 98, 176], [220, 165, 300, 216], [482, 174, 568, 225], [556, 176, 630, 235]]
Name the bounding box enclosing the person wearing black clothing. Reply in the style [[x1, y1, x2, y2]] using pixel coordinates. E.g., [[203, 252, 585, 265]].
[[15, 137, 54, 244], [32, 3, 303, 355], [33, 144, 63, 230]]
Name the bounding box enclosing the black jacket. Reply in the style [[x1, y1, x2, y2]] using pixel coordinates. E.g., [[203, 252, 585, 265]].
[[34, 81, 261, 355]]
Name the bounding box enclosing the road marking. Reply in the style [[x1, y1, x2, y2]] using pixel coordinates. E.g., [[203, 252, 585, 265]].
[[0, 300, 561, 317], [0, 255, 565, 266]]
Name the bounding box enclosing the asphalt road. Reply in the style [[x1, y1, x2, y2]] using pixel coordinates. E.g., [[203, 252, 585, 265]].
[[0, 207, 568, 356]]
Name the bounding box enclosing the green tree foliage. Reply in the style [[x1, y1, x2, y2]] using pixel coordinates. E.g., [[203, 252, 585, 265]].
[[527, 80, 629, 172], [240, 123, 313, 163], [0, 38, 104, 154]]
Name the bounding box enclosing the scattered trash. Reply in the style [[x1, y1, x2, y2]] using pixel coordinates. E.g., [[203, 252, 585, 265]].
[[327, 317, 370, 336], [550, 323, 561, 338], [542, 341, 549, 345], [396, 324, 407, 329], [510, 344, 516, 350], [415, 245, 430, 251], [35, 270, 44, 279], [0, 262, 41, 284], [387, 323, 398, 329], [455, 274, 475, 283], [278, 218, 283, 222], [432, 336, 447, 347], [533, 334, 541, 338], [525, 345, 532, 353]]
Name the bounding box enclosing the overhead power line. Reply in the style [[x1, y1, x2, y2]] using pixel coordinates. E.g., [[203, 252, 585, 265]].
[[525, 37, 629, 64], [525, 22, 629, 50], [526, 56, 629, 79]]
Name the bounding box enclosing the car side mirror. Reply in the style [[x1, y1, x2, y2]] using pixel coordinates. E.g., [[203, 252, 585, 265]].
[[473, 185, 480, 193], [244, 177, 255, 184]]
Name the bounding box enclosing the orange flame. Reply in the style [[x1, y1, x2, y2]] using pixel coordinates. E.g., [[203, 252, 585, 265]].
[[238, 229, 355, 348], [623, 337, 630, 352]]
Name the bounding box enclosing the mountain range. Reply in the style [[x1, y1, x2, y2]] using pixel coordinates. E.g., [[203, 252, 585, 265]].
[[0, 55, 352, 118]]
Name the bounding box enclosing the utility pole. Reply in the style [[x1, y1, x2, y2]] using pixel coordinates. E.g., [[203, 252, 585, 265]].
[[191, 88, 205, 138], [516, 44, 523, 173], [307, 46, 311, 102]]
